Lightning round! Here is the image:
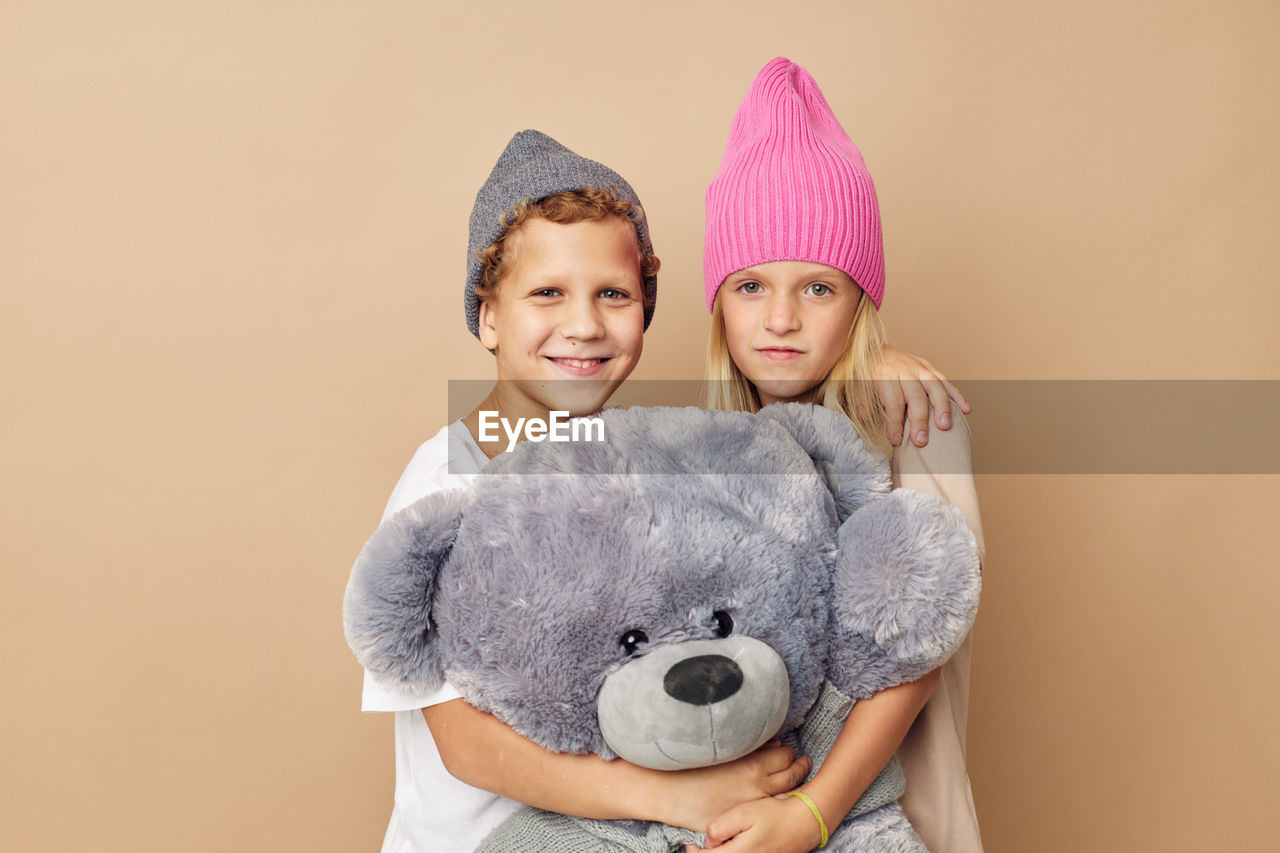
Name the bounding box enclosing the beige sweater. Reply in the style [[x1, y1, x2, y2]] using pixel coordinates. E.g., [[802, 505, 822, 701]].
[[891, 410, 985, 853]]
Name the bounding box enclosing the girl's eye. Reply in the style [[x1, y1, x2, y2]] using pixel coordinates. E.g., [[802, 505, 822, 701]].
[[737, 281, 762, 294], [620, 629, 649, 656], [712, 611, 734, 638], [533, 288, 561, 298], [806, 283, 831, 297]]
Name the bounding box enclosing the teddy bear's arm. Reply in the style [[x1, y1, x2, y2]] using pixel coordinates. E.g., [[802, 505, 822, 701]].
[[343, 488, 468, 693], [826, 489, 981, 700]]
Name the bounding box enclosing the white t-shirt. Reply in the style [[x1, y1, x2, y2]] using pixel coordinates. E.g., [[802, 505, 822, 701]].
[[361, 420, 522, 853]]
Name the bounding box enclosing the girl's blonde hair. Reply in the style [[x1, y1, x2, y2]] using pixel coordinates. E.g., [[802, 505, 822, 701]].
[[705, 290, 892, 457]]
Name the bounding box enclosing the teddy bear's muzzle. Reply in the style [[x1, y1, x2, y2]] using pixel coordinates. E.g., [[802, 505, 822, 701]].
[[596, 636, 791, 771]]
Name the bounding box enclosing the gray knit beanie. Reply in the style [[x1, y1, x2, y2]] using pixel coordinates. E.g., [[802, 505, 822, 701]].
[[465, 130, 657, 339]]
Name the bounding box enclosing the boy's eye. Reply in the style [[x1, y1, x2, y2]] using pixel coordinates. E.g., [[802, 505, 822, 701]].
[[599, 288, 629, 300], [533, 288, 561, 298], [737, 281, 762, 294], [806, 283, 831, 296]]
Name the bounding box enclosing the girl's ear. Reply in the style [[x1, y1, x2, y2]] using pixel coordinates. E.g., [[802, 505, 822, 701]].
[[343, 489, 469, 693], [756, 402, 890, 521]]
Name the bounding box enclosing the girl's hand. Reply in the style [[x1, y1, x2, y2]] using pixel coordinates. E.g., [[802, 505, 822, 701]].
[[685, 793, 822, 853], [871, 345, 971, 447], [660, 743, 812, 831]]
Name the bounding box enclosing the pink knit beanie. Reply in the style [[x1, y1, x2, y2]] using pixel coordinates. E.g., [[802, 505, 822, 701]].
[[704, 57, 885, 310]]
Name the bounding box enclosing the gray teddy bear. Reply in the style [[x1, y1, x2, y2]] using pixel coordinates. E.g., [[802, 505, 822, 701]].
[[344, 404, 981, 852]]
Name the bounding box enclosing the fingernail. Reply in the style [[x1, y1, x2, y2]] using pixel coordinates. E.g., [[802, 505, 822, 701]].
[[892, 432, 902, 444], [940, 412, 950, 426], [915, 430, 928, 445]]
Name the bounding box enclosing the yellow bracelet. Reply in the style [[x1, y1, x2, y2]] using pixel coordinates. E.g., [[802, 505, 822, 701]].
[[785, 790, 829, 848]]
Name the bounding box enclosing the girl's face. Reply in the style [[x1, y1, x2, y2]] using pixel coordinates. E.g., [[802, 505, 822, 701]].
[[718, 260, 862, 406]]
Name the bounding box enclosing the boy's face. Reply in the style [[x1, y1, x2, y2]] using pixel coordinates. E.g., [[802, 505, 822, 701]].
[[477, 215, 645, 419]]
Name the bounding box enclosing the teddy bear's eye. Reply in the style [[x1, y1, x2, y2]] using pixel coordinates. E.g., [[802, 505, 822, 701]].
[[620, 629, 649, 656], [712, 611, 734, 638]]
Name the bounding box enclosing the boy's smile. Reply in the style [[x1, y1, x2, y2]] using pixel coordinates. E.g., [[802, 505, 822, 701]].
[[546, 356, 610, 376], [477, 216, 645, 424], [718, 260, 861, 405]]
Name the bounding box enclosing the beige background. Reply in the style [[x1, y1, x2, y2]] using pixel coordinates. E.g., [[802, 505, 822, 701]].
[[3, 1, 1278, 850]]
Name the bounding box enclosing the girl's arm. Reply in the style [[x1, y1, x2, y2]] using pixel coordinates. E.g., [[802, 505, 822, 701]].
[[688, 671, 939, 853], [423, 697, 813, 832]]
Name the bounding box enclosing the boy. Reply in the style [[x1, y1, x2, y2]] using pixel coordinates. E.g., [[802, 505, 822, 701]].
[[360, 130, 811, 853]]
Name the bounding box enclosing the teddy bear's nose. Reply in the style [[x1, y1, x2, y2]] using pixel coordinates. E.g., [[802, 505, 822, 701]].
[[663, 654, 744, 705]]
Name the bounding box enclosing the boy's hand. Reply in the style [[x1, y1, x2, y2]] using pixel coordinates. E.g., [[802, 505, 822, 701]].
[[685, 793, 822, 853], [870, 345, 971, 447], [660, 742, 811, 831]]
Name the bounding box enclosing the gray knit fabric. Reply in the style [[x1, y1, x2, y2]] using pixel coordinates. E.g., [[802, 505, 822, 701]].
[[475, 681, 912, 853], [465, 129, 657, 338]]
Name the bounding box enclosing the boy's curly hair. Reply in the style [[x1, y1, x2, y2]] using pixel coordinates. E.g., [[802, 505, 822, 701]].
[[475, 186, 660, 309]]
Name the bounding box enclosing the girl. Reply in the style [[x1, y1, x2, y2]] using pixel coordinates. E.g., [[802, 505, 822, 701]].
[[693, 57, 986, 852]]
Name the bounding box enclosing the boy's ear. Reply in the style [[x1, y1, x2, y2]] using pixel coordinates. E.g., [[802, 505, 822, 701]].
[[756, 402, 890, 521], [827, 489, 981, 697], [343, 489, 469, 693], [477, 297, 499, 351]]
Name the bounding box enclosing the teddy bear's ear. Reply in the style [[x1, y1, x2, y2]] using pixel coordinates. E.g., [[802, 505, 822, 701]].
[[343, 489, 469, 693], [756, 403, 890, 521], [827, 489, 982, 699]]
